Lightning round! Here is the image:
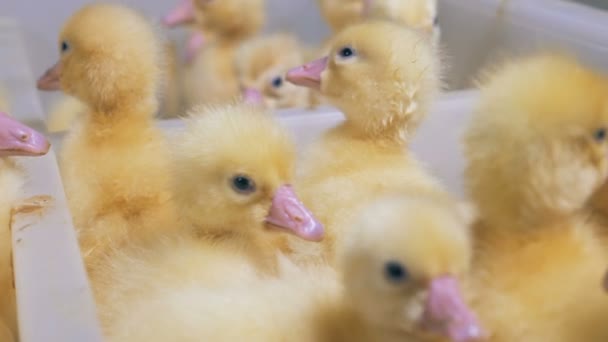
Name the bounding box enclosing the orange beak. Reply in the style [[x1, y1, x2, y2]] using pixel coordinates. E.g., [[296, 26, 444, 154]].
[[37, 61, 62, 91]]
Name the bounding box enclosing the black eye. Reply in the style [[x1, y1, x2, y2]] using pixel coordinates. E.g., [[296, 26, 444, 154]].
[[61, 41, 69, 53], [594, 128, 606, 142], [384, 261, 409, 283], [271, 76, 283, 88], [231, 174, 256, 194], [338, 46, 356, 59]]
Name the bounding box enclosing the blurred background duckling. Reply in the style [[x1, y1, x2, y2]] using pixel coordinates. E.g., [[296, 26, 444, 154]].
[[285, 21, 447, 265], [236, 33, 311, 110], [0, 113, 50, 342], [91, 103, 323, 336], [167, 0, 266, 108], [36, 3, 178, 272], [362, 0, 440, 45], [463, 53, 608, 342], [101, 193, 482, 342]]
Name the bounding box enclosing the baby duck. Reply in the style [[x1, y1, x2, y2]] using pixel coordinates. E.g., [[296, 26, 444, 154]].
[[169, 0, 266, 107], [0, 113, 50, 342], [464, 54, 608, 341], [285, 21, 446, 265], [236, 33, 311, 110], [37, 3, 177, 270], [93, 103, 323, 336]]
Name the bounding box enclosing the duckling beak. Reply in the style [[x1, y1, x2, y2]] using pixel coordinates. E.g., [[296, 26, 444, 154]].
[[163, 0, 195, 27], [37, 61, 62, 91], [0, 112, 50, 157], [285, 57, 328, 90], [242, 87, 264, 106], [421, 275, 486, 342], [265, 185, 324, 242], [184, 31, 206, 63]]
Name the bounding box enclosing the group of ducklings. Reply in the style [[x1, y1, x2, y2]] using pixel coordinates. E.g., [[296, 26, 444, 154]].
[[45, 0, 440, 131], [0, 0, 607, 341]]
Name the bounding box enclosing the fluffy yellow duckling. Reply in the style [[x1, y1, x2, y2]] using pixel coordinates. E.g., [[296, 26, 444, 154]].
[[37, 3, 177, 271], [0, 113, 50, 342], [464, 54, 608, 341], [92, 103, 323, 336], [169, 0, 266, 108], [236, 33, 311, 110], [285, 21, 446, 265], [101, 193, 482, 342]]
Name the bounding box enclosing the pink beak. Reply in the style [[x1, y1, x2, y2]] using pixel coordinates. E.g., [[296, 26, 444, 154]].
[[184, 31, 206, 63], [285, 56, 328, 90], [242, 87, 264, 106], [37, 61, 62, 91], [421, 276, 485, 342], [265, 185, 324, 242], [163, 0, 196, 27], [0, 112, 50, 157]]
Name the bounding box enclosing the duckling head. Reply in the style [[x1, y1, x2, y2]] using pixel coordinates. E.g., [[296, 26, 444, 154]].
[[339, 194, 483, 342], [37, 3, 162, 115], [465, 54, 608, 228], [172, 103, 324, 242], [236, 33, 309, 110], [286, 21, 441, 142]]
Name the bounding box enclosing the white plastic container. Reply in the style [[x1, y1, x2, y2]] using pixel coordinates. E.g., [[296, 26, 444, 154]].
[[2, 0, 608, 340], [438, 0, 608, 90]]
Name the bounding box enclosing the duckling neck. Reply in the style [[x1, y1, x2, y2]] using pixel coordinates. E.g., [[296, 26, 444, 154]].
[[85, 104, 156, 136], [194, 225, 279, 274], [338, 118, 412, 147]]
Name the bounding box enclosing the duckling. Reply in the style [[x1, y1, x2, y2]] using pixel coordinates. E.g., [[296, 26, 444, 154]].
[[162, 0, 214, 63], [102, 193, 482, 342], [463, 54, 608, 341], [236, 33, 310, 110], [362, 0, 440, 45], [93, 103, 323, 335], [285, 21, 446, 265], [0, 112, 50, 342], [172, 0, 266, 108], [36, 4, 178, 271], [332, 193, 484, 342]]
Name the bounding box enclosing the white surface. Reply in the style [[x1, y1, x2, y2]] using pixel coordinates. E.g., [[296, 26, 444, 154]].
[[0, 20, 103, 342], [439, 0, 608, 89]]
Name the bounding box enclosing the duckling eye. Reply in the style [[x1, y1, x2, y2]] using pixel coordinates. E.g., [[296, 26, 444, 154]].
[[231, 174, 256, 194], [384, 261, 409, 284], [337, 46, 356, 59], [60, 41, 70, 53], [271, 76, 283, 88], [594, 128, 606, 142]]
